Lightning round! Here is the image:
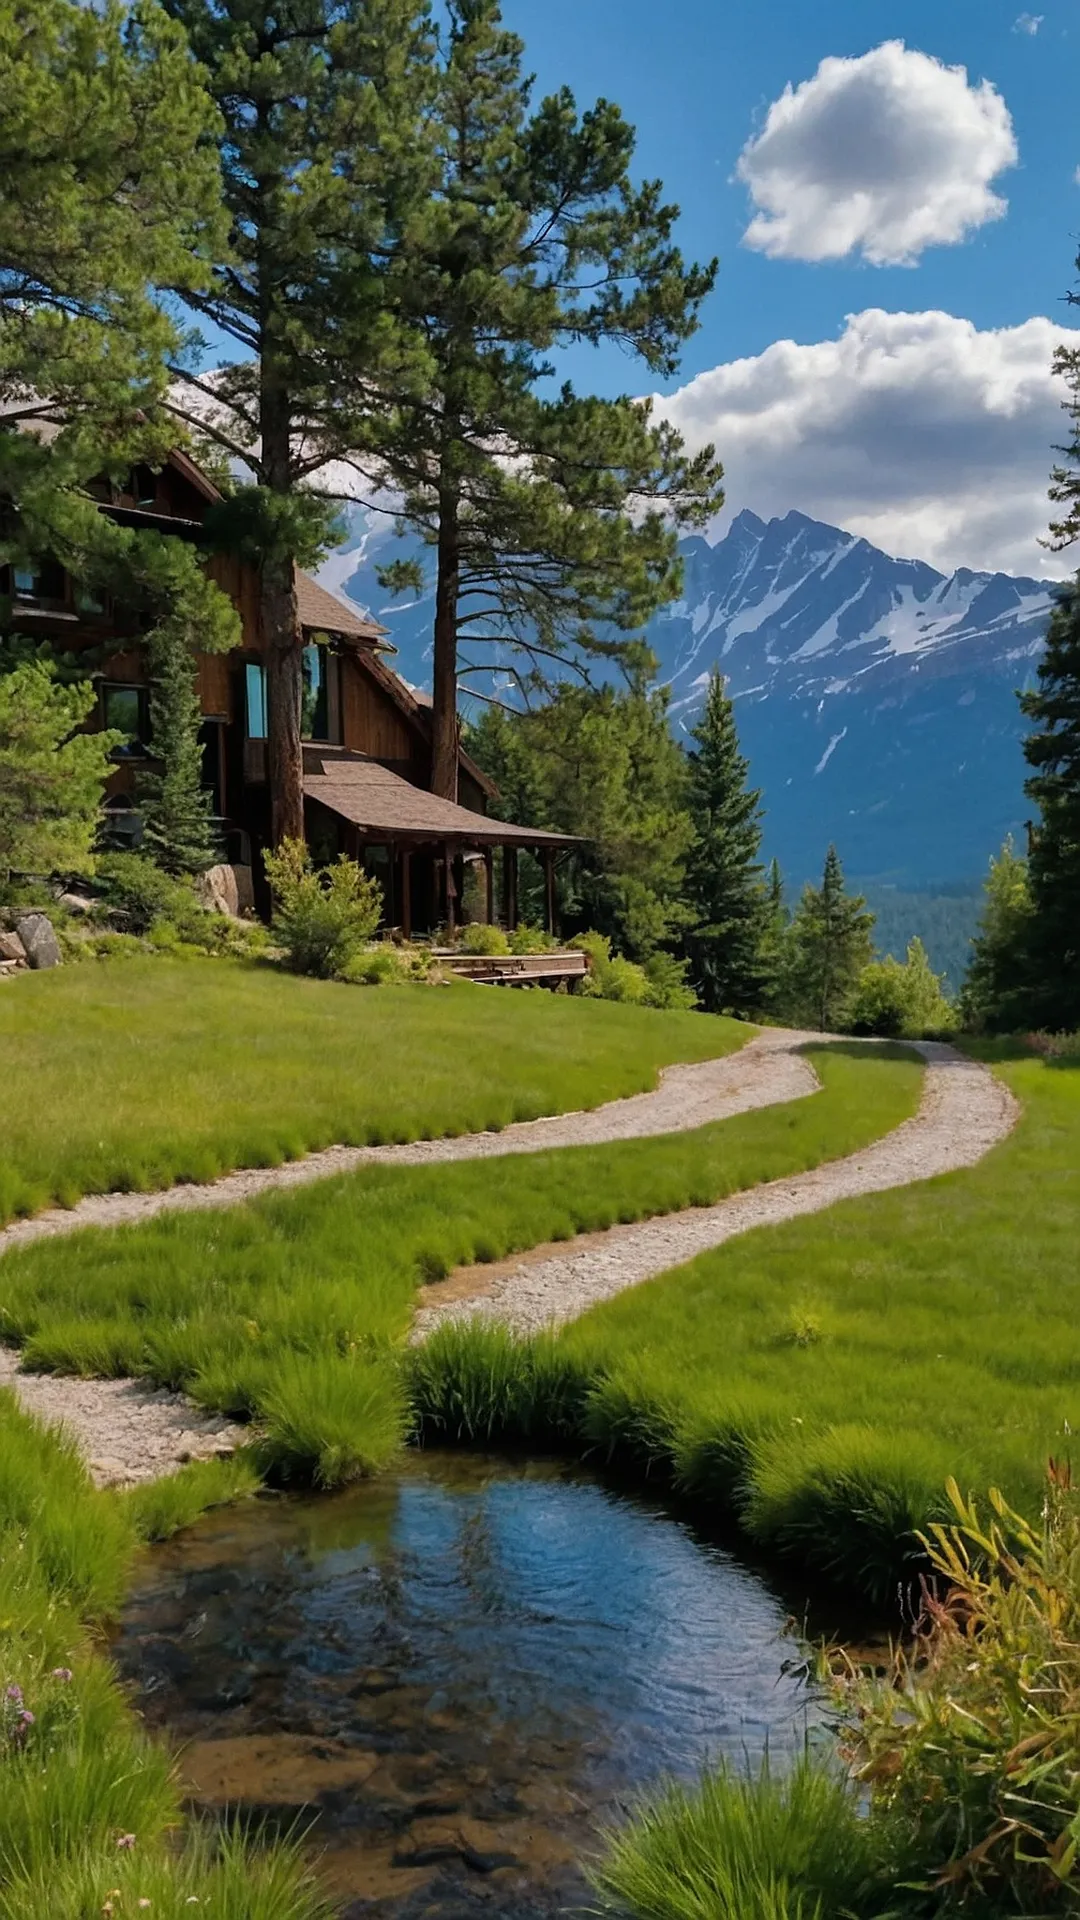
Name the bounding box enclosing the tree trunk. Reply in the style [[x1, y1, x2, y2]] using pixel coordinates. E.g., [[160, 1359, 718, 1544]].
[[431, 492, 460, 802], [262, 551, 305, 846]]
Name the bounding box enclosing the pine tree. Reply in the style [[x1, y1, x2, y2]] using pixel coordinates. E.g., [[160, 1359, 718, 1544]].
[[681, 670, 771, 1014], [960, 838, 1034, 1031], [1020, 581, 1080, 1030], [0, 664, 118, 882], [137, 621, 219, 876], [785, 846, 875, 1032], [366, 0, 723, 799], [162, 0, 438, 844]]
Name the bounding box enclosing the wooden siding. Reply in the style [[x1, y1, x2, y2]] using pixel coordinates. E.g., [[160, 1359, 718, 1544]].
[[205, 550, 261, 650], [341, 652, 423, 768], [198, 650, 232, 719]]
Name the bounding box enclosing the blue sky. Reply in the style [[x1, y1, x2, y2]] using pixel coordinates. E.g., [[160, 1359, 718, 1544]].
[[497, 0, 1080, 575]]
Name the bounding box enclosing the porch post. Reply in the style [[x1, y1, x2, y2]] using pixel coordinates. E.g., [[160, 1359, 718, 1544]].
[[444, 841, 456, 938], [386, 840, 397, 930], [483, 846, 494, 925], [401, 848, 412, 941], [543, 845, 556, 935]]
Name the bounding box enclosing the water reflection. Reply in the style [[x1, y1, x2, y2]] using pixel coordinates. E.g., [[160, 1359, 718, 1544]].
[[115, 1452, 820, 1919]]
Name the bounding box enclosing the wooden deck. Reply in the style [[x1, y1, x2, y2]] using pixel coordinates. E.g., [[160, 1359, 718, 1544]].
[[434, 949, 589, 990]]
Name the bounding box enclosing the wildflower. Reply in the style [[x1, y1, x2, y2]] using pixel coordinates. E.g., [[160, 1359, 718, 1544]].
[[116, 1832, 137, 1850], [138, 1903, 152, 1911], [101, 1905, 114, 1919], [50, 1666, 73, 1682], [4, 1684, 22, 1704], [11, 1709, 34, 1744]]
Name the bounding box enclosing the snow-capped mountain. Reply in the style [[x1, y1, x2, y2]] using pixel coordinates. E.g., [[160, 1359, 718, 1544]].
[[326, 504, 1057, 887]]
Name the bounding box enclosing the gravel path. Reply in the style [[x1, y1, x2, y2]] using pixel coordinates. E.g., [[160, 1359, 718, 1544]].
[[0, 1027, 812, 1257], [413, 1042, 1018, 1339], [0, 1349, 245, 1489], [0, 1033, 1018, 1483]]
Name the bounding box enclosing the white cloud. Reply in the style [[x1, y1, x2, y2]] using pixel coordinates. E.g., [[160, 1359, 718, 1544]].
[[1013, 12, 1044, 33], [736, 42, 1018, 266], [652, 309, 1079, 577]]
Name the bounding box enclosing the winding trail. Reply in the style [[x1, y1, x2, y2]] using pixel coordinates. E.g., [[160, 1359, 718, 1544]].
[[0, 1032, 1018, 1484]]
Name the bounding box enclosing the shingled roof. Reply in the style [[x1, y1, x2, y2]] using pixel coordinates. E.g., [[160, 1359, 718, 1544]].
[[295, 571, 385, 645], [303, 748, 576, 847]]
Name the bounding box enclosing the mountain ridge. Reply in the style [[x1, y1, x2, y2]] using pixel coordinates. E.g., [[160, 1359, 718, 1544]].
[[323, 504, 1057, 888]]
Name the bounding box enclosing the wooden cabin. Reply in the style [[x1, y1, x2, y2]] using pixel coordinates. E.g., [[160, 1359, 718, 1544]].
[[4, 449, 574, 934]]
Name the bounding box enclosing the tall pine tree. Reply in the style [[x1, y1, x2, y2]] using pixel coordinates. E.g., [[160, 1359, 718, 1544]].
[[784, 845, 875, 1032], [1019, 583, 1080, 1027], [137, 620, 219, 876], [162, 0, 438, 843], [365, 0, 723, 799], [682, 669, 772, 1014]]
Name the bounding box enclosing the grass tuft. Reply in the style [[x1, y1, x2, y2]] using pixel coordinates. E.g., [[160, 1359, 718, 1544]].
[[255, 1352, 407, 1487], [123, 1450, 263, 1543], [592, 1757, 880, 1920]]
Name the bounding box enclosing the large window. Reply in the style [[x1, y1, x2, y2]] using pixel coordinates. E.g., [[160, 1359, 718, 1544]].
[[245, 663, 268, 740], [102, 683, 150, 756], [10, 558, 66, 606], [301, 642, 330, 741]]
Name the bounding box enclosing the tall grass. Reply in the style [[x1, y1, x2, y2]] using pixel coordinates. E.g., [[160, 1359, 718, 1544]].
[[406, 1050, 1080, 1610], [592, 1759, 881, 1920], [0, 1047, 920, 1493], [0, 1391, 330, 1919], [0, 957, 745, 1222]]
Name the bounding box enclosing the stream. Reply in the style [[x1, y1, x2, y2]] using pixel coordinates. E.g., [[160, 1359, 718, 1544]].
[[114, 1450, 822, 1920]]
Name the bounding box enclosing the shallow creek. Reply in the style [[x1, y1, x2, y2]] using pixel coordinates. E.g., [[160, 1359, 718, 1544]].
[[114, 1451, 822, 1920]]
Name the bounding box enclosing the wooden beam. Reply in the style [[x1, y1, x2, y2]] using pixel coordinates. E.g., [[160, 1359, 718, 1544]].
[[444, 840, 456, 938], [401, 848, 412, 941], [543, 846, 556, 935], [385, 841, 396, 930], [483, 846, 494, 925]]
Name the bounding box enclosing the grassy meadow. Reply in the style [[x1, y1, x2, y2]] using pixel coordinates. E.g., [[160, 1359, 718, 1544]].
[[416, 1047, 1079, 1605], [0, 1043, 920, 1486], [0, 957, 744, 1224]]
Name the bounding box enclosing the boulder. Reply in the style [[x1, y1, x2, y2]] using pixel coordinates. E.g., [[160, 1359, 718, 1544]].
[[0, 930, 26, 964], [198, 863, 255, 919], [14, 912, 62, 969]]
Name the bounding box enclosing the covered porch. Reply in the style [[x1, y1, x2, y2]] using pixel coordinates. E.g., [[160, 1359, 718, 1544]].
[[303, 748, 577, 941]]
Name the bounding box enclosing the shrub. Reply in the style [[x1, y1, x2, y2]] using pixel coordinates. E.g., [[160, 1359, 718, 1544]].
[[339, 943, 405, 986], [509, 923, 557, 954], [836, 1468, 1080, 1915], [849, 939, 955, 1039], [592, 1757, 881, 1920], [95, 852, 200, 936], [460, 921, 511, 956], [643, 951, 698, 1012], [263, 837, 382, 978], [572, 932, 696, 1010]]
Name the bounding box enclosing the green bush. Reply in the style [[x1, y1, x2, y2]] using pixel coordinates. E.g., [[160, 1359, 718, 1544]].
[[849, 938, 955, 1039], [836, 1469, 1080, 1915], [592, 1757, 881, 1920], [95, 852, 200, 936], [460, 921, 511, 956], [509, 923, 557, 954], [574, 933, 696, 1010], [263, 837, 382, 978]]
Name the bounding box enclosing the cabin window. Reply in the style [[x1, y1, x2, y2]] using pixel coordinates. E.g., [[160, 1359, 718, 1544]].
[[130, 465, 158, 509], [11, 558, 66, 606], [245, 663, 268, 740], [102, 683, 150, 756], [301, 642, 332, 741]]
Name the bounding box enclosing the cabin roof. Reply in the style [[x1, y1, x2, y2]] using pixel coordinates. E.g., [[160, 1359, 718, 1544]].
[[296, 572, 385, 645], [303, 748, 575, 848]]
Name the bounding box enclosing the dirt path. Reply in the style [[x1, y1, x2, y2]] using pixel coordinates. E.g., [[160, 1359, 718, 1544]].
[[0, 1034, 1018, 1484], [413, 1042, 1018, 1338], [0, 1027, 813, 1257]]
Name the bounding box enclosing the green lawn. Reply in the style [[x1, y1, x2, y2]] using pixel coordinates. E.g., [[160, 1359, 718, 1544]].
[[0, 1044, 921, 1485], [0, 958, 745, 1223], [515, 1048, 1077, 1601]]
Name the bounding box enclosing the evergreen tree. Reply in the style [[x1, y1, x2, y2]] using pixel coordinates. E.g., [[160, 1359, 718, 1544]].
[[137, 621, 219, 876], [1020, 582, 1080, 1030], [784, 846, 875, 1032], [0, 664, 119, 882], [682, 669, 771, 1014], [959, 839, 1035, 1032], [366, 0, 723, 799], [161, 0, 436, 845], [467, 669, 693, 959]]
